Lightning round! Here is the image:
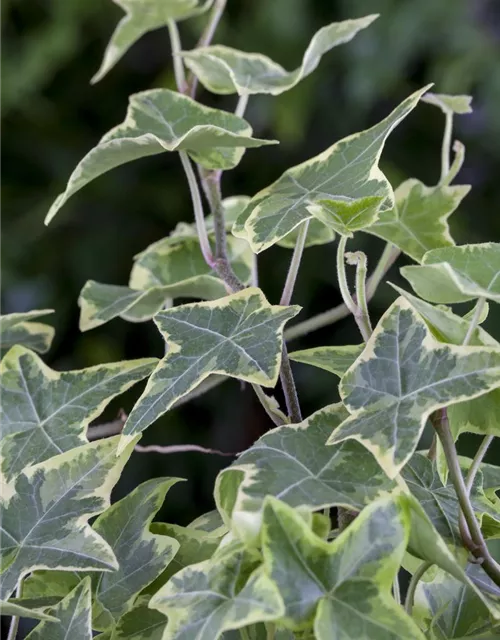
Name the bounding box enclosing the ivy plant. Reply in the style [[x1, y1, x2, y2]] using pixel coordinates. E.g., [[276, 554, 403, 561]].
[[2, 2, 500, 639]]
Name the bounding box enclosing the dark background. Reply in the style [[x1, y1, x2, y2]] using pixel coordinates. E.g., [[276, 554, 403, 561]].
[[2, 0, 500, 528]]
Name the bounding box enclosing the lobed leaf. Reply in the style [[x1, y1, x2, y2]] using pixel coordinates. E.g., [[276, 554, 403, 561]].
[[307, 195, 383, 237], [216, 403, 395, 542], [367, 179, 470, 262], [181, 15, 378, 96], [0, 345, 156, 484], [45, 89, 277, 224], [120, 287, 300, 449], [93, 0, 214, 83], [25, 578, 92, 640], [422, 92, 473, 115], [328, 297, 500, 478], [0, 309, 55, 357], [289, 344, 364, 377], [232, 86, 431, 253], [401, 243, 500, 304], [149, 542, 284, 640], [0, 435, 137, 600], [261, 496, 424, 639]]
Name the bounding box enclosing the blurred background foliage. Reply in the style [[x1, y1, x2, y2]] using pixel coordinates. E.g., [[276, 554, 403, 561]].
[[2, 0, 500, 525]]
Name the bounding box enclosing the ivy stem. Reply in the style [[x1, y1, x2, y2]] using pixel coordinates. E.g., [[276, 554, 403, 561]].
[[179, 151, 214, 267], [404, 561, 432, 615], [350, 250, 373, 338], [463, 297, 487, 346], [285, 242, 399, 341], [6, 582, 22, 640], [336, 237, 371, 342], [188, 0, 227, 97], [167, 20, 187, 93], [433, 408, 500, 586], [440, 110, 453, 185], [280, 344, 302, 423], [280, 220, 309, 306], [235, 93, 249, 119], [442, 140, 465, 186], [392, 574, 401, 606], [336, 236, 357, 314]]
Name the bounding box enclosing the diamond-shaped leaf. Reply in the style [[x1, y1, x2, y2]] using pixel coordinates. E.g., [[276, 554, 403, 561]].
[[232, 86, 430, 253], [401, 243, 500, 304], [0, 435, 137, 600], [93, 0, 213, 83], [328, 298, 500, 478], [120, 288, 300, 449], [289, 344, 364, 377], [0, 346, 156, 484], [367, 179, 470, 262], [261, 496, 424, 639], [25, 578, 92, 640], [149, 542, 284, 640], [216, 404, 394, 541], [181, 15, 377, 95], [0, 310, 55, 357], [45, 89, 277, 224]]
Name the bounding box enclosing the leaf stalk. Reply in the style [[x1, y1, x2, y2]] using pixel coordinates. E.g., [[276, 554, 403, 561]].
[[280, 220, 309, 306]]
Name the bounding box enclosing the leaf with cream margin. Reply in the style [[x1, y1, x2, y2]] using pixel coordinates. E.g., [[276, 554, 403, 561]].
[[25, 578, 93, 640], [149, 542, 284, 640], [327, 297, 500, 479], [0, 309, 55, 357], [92, 0, 213, 83], [0, 599, 58, 622], [119, 288, 300, 449], [232, 86, 431, 253], [261, 496, 424, 639], [0, 435, 137, 600], [307, 195, 383, 237], [45, 89, 277, 224], [78, 236, 252, 331], [401, 243, 500, 304], [181, 15, 377, 96], [289, 344, 364, 377], [422, 93, 473, 115], [216, 403, 395, 542], [367, 179, 470, 262], [0, 345, 156, 484]]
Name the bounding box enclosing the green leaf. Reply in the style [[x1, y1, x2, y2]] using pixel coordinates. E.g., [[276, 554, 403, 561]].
[[181, 15, 378, 95], [120, 288, 300, 449], [422, 93, 473, 115], [307, 196, 383, 237], [261, 496, 424, 639], [0, 435, 137, 600], [0, 345, 156, 484], [276, 219, 336, 249], [93, 0, 213, 83], [232, 86, 431, 253], [45, 90, 278, 224], [189, 509, 227, 535], [149, 543, 284, 640], [89, 478, 181, 629], [401, 243, 500, 304], [108, 598, 168, 639], [289, 344, 364, 377], [367, 179, 470, 262], [216, 404, 394, 542], [25, 578, 92, 640], [0, 599, 58, 622], [401, 453, 500, 547], [0, 310, 55, 357], [328, 297, 500, 478]]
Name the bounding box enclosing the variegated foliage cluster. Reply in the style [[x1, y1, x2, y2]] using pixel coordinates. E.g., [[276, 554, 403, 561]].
[[2, 2, 500, 639]]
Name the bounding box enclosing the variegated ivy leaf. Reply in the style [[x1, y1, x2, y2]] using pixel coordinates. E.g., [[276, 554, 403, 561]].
[[422, 92, 473, 115], [261, 496, 424, 639], [328, 297, 500, 478], [413, 564, 497, 639], [181, 15, 377, 96], [0, 345, 156, 484], [307, 195, 383, 237], [149, 542, 284, 640], [188, 509, 227, 536], [0, 435, 137, 600], [25, 578, 92, 640], [79, 236, 252, 331], [216, 404, 394, 542], [0, 599, 58, 622], [401, 243, 500, 304], [106, 597, 168, 639], [289, 344, 364, 377], [401, 453, 500, 548], [0, 309, 55, 357], [45, 90, 277, 224], [277, 219, 335, 249], [232, 86, 431, 253], [367, 179, 470, 262], [92, 0, 213, 83], [120, 288, 300, 449]]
